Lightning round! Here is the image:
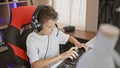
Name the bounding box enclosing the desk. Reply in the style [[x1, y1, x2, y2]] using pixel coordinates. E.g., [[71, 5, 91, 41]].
[[61, 29, 96, 41]]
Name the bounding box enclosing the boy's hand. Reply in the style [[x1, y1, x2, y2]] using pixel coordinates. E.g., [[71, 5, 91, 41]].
[[75, 43, 89, 51], [59, 47, 79, 60]]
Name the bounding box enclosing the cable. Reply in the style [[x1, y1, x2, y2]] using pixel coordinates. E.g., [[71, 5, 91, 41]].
[[44, 36, 50, 59]]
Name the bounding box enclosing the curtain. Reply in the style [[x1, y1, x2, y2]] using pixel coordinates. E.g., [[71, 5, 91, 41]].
[[51, 0, 86, 30]]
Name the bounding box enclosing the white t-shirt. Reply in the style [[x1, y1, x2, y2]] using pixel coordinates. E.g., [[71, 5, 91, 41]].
[[26, 28, 69, 64]]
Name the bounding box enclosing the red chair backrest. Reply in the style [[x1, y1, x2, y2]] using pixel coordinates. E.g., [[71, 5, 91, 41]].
[[11, 6, 35, 30]]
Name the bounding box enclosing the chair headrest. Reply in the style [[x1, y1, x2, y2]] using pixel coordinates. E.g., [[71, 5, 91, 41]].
[[10, 6, 36, 30]]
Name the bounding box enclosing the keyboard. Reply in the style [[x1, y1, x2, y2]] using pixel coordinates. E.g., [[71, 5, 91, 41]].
[[57, 47, 85, 68]]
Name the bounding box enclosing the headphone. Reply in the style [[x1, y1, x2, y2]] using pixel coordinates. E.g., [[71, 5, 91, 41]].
[[31, 5, 59, 36]]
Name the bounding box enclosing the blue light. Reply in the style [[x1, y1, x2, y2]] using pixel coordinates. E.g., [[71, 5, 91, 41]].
[[13, 3, 17, 8], [9, 3, 17, 9]]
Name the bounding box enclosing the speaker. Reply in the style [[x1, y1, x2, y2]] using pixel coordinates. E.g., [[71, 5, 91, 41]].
[[63, 26, 75, 32]]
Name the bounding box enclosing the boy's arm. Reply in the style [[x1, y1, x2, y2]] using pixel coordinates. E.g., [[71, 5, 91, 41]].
[[31, 55, 61, 68]]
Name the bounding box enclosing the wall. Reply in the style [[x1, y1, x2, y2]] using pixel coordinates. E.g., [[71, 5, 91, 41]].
[[32, 0, 48, 6], [85, 0, 99, 32]]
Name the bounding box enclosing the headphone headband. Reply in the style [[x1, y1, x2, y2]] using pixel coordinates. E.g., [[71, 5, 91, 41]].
[[33, 5, 46, 20]]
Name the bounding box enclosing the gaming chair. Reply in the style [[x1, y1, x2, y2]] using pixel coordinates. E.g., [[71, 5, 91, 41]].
[[4, 6, 35, 68]]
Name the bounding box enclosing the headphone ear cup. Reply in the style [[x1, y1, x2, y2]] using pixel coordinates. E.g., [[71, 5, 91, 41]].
[[31, 20, 37, 30], [31, 5, 47, 32], [31, 18, 38, 30], [37, 21, 42, 32], [31, 18, 42, 32]]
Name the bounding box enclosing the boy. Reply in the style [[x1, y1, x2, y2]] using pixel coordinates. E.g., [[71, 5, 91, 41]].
[[26, 5, 88, 68]]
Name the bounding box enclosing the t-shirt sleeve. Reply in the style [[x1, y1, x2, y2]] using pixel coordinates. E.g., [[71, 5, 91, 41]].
[[57, 30, 70, 44], [26, 35, 39, 64]]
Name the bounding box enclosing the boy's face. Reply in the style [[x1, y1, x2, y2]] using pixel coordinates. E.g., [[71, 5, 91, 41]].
[[39, 20, 56, 35]]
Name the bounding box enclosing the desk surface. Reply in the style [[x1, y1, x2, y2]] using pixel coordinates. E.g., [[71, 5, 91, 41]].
[[61, 29, 96, 41]]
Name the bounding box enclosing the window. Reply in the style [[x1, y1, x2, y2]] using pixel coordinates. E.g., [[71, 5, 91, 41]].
[[50, 0, 87, 30]]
